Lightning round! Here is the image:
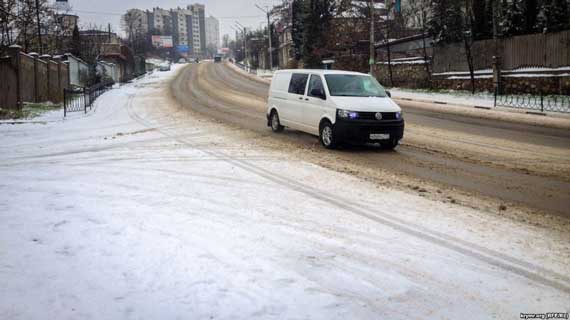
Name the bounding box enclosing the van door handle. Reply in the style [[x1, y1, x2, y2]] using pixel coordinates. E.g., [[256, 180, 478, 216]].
[[304, 98, 309, 101], [298, 97, 303, 100]]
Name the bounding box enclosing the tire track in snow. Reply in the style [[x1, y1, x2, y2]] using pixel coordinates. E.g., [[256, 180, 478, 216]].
[[127, 79, 570, 295]]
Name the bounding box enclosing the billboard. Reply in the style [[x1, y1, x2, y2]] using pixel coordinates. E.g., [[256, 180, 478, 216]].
[[176, 45, 190, 53], [151, 35, 173, 48]]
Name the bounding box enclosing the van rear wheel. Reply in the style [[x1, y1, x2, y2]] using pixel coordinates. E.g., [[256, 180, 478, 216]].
[[270, 111, 284, 132], [319, 121, 337, 149]]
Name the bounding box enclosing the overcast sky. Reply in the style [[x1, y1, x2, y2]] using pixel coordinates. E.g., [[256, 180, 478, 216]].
[[63, 0, 283, 41]]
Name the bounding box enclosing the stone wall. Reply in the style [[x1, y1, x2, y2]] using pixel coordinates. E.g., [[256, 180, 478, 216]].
[[370, 58, 570, 95], [502, 76, 570, 95], [372, 62, 431, 88], [429, 75, 570, 95]]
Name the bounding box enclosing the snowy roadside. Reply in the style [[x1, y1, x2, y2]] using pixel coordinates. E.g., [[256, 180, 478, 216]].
[[391, 88, 497, 108], [1, 65, 569, 319]]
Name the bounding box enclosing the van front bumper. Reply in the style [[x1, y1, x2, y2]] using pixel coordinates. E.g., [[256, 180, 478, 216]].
[[334, 119, 405, 143]]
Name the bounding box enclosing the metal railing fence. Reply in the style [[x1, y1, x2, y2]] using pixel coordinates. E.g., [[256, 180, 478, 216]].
[[64, 81, 114, 117], [494, 90, 570, 113]]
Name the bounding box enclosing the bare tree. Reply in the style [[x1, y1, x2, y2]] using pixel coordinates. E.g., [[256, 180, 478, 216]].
[[122, 9, 148, 55], [0, 0, 18, 49], [10, 0, 52, 53], [403, 0, 432, 87]]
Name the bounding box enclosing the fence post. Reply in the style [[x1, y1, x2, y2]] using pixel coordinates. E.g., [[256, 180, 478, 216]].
[[30, 53, 40, 103], [492, 55, 502, 96], [8, 45, 22, 110], [63, 90, 67, 117], [84, 87, 88, 113], [540, 92, 544, 112]]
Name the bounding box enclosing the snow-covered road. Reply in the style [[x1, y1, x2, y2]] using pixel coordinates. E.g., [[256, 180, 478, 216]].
[[1, 66, 569, 319]]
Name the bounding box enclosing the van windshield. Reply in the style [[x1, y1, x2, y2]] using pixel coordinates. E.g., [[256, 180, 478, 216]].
[[324, 74, 387, 97]]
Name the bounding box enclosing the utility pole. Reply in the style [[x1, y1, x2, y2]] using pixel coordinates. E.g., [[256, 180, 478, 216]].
[[255, 4, 273, 70], [369, 0, 375, 73], [235, 21, 247, 66], [230, 25, 241, 61], [35, 0, 43, 54]]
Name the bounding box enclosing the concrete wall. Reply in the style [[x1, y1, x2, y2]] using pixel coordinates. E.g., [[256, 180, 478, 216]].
[[67, 55, 90, 87], [0, 46, 69, 109], [20, 54, 36, 102], [97, 61, 119, 83], [0, 48, 19, 109], [36, 59, 49, 102]]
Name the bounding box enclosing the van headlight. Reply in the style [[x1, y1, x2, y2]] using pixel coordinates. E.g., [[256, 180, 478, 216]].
[[395, 111, 403, 120], [337, 109, 359, 119]]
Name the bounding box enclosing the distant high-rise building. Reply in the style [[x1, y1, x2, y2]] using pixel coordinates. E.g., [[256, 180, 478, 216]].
[[55, 0, 71, 12], [205, 16, 220, 50], [124, 3, 207, 57], [188, 4, 206, 55]]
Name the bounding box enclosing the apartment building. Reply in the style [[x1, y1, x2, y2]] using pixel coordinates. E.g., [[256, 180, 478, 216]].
[[123, 4, 206, 57], [205, 16, 220, 49]]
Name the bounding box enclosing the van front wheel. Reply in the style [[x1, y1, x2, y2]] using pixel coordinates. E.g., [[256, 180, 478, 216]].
[[319, 121, 337, 149], [270, 111, 284, 132]]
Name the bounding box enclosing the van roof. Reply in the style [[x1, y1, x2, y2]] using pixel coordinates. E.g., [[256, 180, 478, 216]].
[[274, 69, 369, 76]]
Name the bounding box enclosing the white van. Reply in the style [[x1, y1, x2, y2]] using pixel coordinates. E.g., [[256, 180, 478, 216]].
[[266, 69, 404, 149]]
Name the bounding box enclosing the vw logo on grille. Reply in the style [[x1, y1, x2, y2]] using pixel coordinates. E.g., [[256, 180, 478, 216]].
[[375, 112, 383, 120]]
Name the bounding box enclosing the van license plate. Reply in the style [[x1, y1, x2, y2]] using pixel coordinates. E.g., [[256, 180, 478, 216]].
[[370, 133, 390, 140]]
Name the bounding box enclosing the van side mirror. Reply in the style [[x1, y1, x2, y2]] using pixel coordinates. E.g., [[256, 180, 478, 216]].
[[310, 88, 326, 100], [386, 90, 391, 98]]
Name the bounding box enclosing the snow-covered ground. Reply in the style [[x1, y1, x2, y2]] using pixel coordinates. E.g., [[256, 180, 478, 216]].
[[390, 88, 496, 108], [1, 65, 569, 319]]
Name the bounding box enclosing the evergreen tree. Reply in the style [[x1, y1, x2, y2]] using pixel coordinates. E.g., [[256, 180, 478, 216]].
[[472, 0, 492, 39], [540, 0, 570, 32], [291, 0, 305, 61], [523, 0, 540, 33], [500, 0, 525, 36], [70, 24, 81, 57], [428, 0, 464, 44], [300, 0, 335, 67], [554, 0, 570, 30]]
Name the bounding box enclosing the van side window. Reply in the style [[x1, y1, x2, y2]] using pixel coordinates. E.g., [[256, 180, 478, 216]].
[[288, 73, 309, 95], [308, 75, 325, 98]]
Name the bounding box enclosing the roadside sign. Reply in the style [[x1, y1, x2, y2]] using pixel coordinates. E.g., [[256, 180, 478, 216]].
[[151, 36, 173, 48]]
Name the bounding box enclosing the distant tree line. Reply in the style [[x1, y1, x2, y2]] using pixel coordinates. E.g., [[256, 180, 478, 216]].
[[429, 0, 570, 45]]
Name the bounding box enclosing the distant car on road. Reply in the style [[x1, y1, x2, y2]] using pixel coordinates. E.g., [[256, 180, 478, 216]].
[[159, 63, 171, 71], [214, 55, 222, 63], [266, 69, 404, 149]]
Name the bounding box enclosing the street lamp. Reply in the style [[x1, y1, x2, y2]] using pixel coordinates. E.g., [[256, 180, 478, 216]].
[[235, 21, 248, 66]]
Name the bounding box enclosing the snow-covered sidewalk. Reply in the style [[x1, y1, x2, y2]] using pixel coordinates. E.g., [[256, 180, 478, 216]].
[[391, 88, 496, 108], [1, 65, 569, 319]]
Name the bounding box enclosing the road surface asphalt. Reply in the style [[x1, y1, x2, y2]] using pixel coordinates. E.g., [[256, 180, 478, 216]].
[[170, 62, 570, 218]]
